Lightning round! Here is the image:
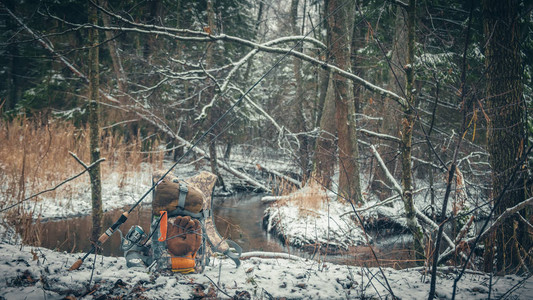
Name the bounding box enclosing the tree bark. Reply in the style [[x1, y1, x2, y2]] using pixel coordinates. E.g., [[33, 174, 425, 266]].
[[290, 0, 311, 181], [206, 0, 226, 191], [313, 74, 336, 189], [483, 0, 531, 274], [372, 5, 405, 201], [101, 0, 126, 98], [88, 1, 103, 243], [326, 0, 363, 204], [401, 0, 425, 262]]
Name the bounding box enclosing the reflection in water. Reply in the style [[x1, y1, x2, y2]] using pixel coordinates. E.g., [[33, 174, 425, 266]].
[[212, 193, 286, 253], [31, 206, 152, 257], [27, 193, 414, 268]]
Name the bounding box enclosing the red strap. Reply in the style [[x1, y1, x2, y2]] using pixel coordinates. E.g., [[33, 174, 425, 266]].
[[158, 211, 168, 242]]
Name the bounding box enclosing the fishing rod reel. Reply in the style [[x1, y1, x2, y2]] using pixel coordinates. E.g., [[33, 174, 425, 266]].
[[119, 225, 152, 268]]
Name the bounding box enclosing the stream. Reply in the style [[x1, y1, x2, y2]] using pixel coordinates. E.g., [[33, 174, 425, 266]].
[[27, 193, 415, 268]]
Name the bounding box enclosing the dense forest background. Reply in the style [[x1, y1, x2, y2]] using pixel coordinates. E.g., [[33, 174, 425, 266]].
[[1, 0, 532, 286]]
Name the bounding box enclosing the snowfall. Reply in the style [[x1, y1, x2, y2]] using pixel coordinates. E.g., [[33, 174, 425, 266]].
[[1, 160, 532, 299]]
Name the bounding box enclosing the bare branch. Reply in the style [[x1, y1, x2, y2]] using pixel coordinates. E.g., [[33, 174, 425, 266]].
[[359, 129, 401, 143], [438, 197, 533, 264], [256, 164, 302, 188], [51, 5, 408, 108], [369, 145, 403, 194]]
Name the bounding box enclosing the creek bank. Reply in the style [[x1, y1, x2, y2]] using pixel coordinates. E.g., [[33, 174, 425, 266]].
[[262, 197, 368, 255]]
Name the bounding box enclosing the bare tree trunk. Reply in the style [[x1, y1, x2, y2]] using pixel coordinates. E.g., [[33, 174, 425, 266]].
[[101, 0, 126, 97], [243, 1, 264, 81], [372, 5, 405, 201], [206, 0, 226, 191], [5, 4, 21, 112], [290, 0, 311, 181], [313, 73, 336, 189], [401, 0, 424, 262], [483, 0, 531, 274], [313, 3, 331, 130], [351, 0, 364, 115], [326, 0, 363, 204], [88, 1, 103, 243]]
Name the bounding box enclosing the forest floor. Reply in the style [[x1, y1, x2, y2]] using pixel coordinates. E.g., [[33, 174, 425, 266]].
[[1, 241, 532, 299], [1, 161, 532, 299]]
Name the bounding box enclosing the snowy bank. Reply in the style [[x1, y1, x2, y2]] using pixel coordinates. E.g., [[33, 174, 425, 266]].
[[264, 199, 370, 253]]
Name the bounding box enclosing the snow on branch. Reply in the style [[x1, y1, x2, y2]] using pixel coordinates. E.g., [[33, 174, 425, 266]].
[[340, 188, 428, 217], [136, 110, 270, 192], [369, 145, 457, 253], [59, 4, 407, 109], [256, 164, 302, 188], [369, 145, 402, 194], [226, 84, 300, 154], [359, 129, 401, 143], [240, 251, 305, 261], [471, 197, 533, 244], [438, 197, 533, 264], [196, 49, 260, 120]]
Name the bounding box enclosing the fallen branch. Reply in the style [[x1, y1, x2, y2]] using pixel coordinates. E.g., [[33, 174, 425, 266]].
[[438, 196, 533, 264], [340, 187, 428, 217], [369, 145, 402, 194], [256, 164, 302, 188], [240, 251, 305, 261], [370, 144, 458, 253], [260, 195, 292, 203], [137, 113, 270, 191]]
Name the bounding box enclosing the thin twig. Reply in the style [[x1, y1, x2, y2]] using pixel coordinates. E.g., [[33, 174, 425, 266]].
[[451, 146, 533, 299], [204, 274, 232, 298]]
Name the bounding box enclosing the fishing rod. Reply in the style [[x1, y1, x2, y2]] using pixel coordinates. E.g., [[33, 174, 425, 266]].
[[68, 8, 327, 271]]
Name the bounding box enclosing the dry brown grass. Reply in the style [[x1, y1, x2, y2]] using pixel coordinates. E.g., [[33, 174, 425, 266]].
[[276, 179, 329, 215], [0, 117, 164, 219]]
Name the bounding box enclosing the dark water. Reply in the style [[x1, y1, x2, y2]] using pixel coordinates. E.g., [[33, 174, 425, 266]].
[[27, 193, 415, 268], [26, 193, 282, 257]]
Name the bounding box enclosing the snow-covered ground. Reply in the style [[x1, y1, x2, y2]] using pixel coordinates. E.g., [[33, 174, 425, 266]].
[[1, 242, 532, 299], [264, 187, 369, 252], [1, 159, 532, 299]]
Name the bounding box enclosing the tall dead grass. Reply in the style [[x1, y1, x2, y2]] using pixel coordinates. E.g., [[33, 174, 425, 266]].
[[0, 117, 164, 218], [275, 179, 328, 214]]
